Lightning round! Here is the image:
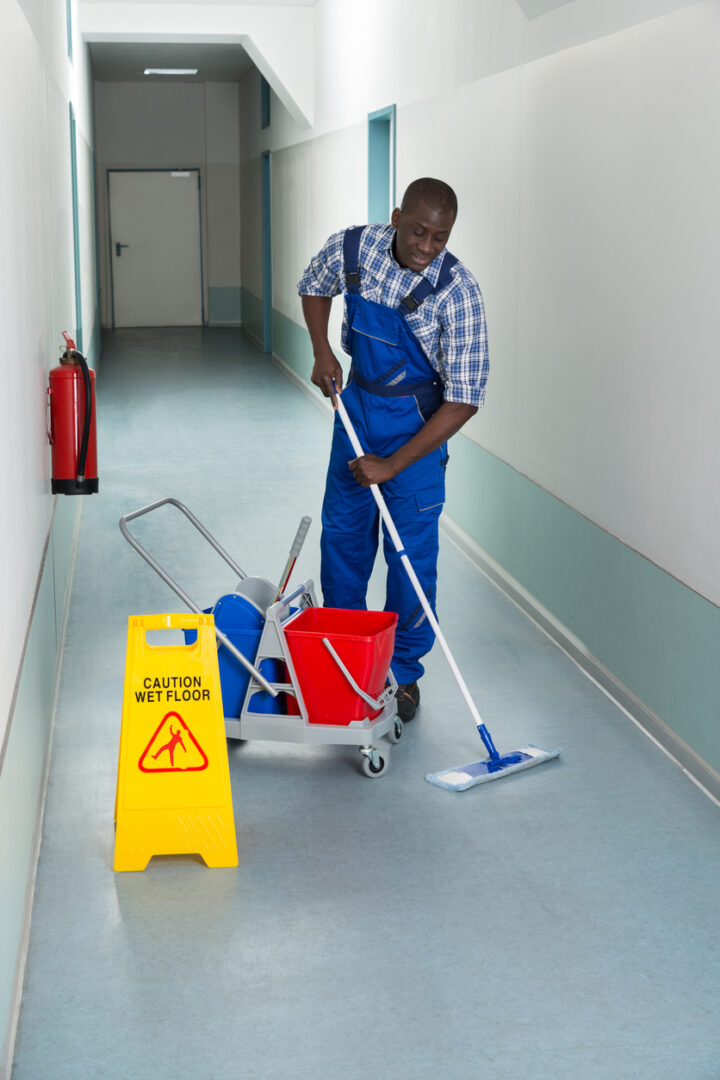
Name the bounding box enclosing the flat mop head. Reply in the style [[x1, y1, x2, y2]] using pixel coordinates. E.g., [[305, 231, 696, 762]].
[[425, 745, 561, 791]]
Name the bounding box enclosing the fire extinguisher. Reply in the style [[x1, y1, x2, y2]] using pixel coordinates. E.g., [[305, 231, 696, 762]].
[[47, 331, 98, 495]]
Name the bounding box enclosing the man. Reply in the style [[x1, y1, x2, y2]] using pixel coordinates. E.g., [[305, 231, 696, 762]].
[[297, 178, 488, 722]]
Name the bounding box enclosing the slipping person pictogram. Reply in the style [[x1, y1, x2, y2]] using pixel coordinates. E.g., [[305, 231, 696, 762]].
[[152, 725, 186, 767], [138, 711, 209, 773]]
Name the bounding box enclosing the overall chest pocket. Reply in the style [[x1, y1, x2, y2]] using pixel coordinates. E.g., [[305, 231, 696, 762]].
[[351, 300, 401, 349]]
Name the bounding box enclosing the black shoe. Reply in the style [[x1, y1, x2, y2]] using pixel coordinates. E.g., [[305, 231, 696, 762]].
[[396, 682, 420, 722]]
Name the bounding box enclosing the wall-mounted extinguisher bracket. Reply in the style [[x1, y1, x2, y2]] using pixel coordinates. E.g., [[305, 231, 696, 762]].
[[48, 332, 99, 495]]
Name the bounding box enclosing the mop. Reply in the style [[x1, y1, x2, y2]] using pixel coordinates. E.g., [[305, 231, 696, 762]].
[[272, 515, 312, 603], [334, 392, 561, 791]]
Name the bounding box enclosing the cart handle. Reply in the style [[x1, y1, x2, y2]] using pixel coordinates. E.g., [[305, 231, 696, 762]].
[[120, 497, 247, 580], [321, 637, 397, 712], [119, 498, 277, 697]]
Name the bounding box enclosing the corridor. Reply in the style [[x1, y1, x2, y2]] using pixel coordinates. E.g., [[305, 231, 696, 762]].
[[11, 330, 720, 1079]]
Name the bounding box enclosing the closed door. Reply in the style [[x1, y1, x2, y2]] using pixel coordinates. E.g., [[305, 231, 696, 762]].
[[109, 170, 203, 327]]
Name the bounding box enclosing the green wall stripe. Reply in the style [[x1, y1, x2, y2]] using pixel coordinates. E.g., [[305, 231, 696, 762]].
[[445, 436, 720, 773], [241, 288, 263, 348], [1, 496, 80, 1066], [68, 104, 82, 353], [209, 287, 242, 323], [273, 305, 315, 383], [271, 309, 720, 777]]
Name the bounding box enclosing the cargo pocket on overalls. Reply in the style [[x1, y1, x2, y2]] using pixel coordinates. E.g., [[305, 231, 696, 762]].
[[414, 475, 446, 513]]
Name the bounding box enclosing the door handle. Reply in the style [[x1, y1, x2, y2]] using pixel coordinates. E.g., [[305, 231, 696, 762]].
[[115, 242, 130, 257]]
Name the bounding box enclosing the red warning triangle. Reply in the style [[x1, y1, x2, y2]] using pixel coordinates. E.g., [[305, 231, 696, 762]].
[[138, 712, 209, 773]]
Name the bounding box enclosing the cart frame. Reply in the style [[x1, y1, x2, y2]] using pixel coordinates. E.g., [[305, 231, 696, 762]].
[[119, 499, 401, 776]]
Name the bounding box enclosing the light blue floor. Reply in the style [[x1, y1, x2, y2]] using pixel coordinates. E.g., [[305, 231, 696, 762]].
[[12, 329, 720, 1079]]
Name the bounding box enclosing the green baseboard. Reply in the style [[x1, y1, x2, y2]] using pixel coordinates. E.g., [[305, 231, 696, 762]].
[[0, 497, 81, 1071], [240, 288, 263, 346], [209, 287, 242, 324], [446, 439, 720, 775]]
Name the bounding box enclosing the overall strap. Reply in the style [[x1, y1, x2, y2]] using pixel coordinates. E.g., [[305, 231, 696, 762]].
[[399, 251, 459, 317], [343, 227, 365, 294]]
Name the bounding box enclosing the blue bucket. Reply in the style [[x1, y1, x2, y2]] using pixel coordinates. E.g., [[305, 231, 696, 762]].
[[185, 592, 282, 718]]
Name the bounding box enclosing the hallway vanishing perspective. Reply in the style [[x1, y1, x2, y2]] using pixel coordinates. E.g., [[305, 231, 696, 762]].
[[11, 330, 720, 1080]]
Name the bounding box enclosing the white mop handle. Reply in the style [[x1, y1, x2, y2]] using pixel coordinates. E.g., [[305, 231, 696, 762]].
[[335, 394, 484, 729]]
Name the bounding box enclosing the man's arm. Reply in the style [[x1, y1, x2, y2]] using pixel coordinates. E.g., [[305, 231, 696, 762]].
[[348, 401, 477, 487], [301, 295, 344, 404]]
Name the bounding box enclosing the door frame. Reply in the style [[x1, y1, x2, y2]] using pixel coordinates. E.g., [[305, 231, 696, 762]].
[[106, 168, 205, 329], [368, 104, 396, 223], [69, 103, 83, 352], [261, 151, 273, 354]]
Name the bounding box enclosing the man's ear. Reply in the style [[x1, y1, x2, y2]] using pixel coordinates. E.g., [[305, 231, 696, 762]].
[[390, 207, 401, 229]]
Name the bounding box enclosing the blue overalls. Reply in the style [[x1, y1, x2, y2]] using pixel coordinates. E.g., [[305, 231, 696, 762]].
[[320, 227, 458, 684]]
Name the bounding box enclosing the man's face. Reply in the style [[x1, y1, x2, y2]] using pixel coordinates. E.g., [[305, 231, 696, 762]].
[[391, 200, 456, 273]]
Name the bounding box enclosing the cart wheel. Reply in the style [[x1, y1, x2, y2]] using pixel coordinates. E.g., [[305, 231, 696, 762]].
[[387, 717, 403, 744], [360, 749, 388, 778]]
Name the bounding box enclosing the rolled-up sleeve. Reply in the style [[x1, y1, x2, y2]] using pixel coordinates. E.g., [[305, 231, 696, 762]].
[[438, 283, 489, 407], [297, 230, 346, 297]]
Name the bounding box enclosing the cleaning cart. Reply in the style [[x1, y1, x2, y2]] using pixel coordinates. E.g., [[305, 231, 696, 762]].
[[119, 498, 402, 777]]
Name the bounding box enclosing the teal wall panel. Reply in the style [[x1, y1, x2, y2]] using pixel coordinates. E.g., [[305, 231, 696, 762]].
[[273, 306, 315, 384], [0, 497, 80, 1068], [0, 557, 55, 1067], [368, 105, 396, 223], [261, 152, 272, 353], [208, 287, 242, 324], [241, 288, 264, 348], [445, 437, 720, 773]]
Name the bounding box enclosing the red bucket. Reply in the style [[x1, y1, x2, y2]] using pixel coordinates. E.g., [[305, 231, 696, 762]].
[[283, 608, 397, 725]]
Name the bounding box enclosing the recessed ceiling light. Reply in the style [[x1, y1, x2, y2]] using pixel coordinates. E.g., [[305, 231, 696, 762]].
[[144, 68, 198, 76]]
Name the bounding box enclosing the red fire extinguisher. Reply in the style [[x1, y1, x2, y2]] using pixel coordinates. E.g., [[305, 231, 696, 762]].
[[47, 331, 98, 495]]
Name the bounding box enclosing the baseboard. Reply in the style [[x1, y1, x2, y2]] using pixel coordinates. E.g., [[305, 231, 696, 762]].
[[0, 501, 83, 1080], [271, 351, 332, 417], [441, 514, 720, 806]]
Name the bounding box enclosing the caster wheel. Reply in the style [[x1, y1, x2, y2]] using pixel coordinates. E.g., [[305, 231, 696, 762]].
[[360, 750, 388, 777], [387, 717, 403, 744]]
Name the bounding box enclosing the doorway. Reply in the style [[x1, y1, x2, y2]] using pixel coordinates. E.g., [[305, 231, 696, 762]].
[[261, 151, 272, 354], [108, 169, 204, 327], [368, 105, 396, 223]]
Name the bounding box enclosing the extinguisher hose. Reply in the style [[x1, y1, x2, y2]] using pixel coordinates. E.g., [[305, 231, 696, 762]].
[[70, 349, 92, 483]]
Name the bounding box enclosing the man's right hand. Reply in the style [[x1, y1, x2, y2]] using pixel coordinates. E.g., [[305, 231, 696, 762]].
[[302, 295, 343, 406], [311, 349, 343, 407]]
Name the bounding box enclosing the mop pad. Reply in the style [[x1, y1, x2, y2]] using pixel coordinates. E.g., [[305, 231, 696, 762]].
[[426, 744, 561, 791]]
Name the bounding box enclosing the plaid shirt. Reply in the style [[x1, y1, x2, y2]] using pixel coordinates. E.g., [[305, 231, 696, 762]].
[[297, 223, 488, 407]]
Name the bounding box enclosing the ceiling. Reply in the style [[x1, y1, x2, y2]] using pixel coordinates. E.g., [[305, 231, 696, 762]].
[[86, 0, 578, 83], [88, 41, 256, 82], [515, 0, 574, 16]]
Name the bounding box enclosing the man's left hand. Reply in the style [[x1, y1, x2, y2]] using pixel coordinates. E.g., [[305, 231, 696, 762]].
[[348, 454, 396, 487]]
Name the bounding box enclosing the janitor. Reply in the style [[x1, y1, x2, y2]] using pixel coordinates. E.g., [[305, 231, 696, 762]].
[[298, 178, 489, 722]]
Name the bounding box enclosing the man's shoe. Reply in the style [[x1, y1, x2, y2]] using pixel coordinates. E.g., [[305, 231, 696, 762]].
[[396, 682, 420, 722]]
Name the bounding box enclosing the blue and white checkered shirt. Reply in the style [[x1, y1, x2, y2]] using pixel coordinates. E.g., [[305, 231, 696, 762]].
[[297, 223, 488, 407]]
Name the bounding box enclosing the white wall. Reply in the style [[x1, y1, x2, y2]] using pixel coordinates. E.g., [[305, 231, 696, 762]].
[[242, 0, 719, 607], [0, 0, 96, 747], [94, 79, 242, 326], [1, 1, 96, 1063], [399, 0, 720, 604]]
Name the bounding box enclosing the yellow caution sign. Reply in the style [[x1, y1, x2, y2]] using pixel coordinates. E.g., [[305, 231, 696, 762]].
[[114, 613, 238, 872]]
